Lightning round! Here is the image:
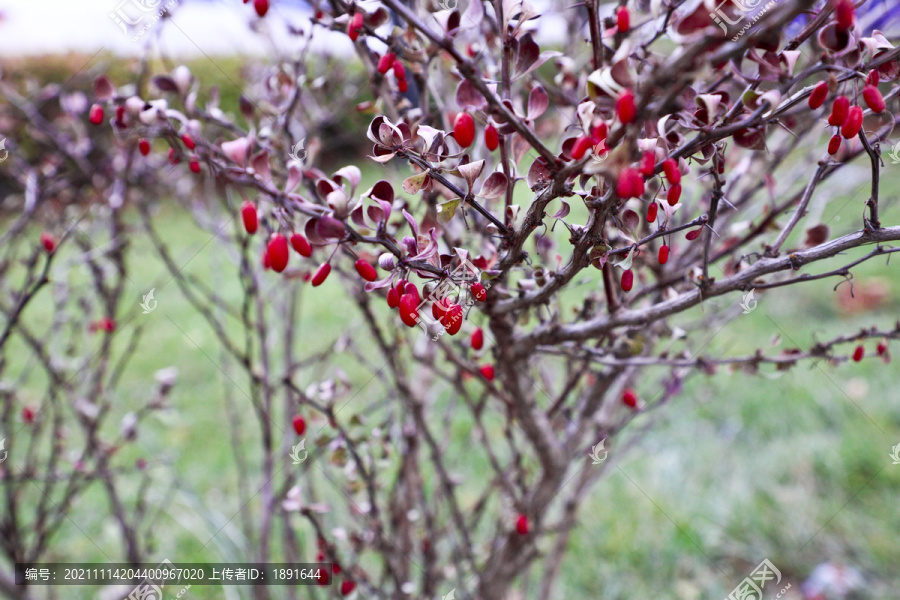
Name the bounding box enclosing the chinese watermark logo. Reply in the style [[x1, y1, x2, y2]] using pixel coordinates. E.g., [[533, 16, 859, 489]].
[[0, 138, 8, 163], [710, 0, 778, 41], [140, 288, 158, 314], [0, 438, 7, 464], [589, 138, 609, 165], [740, 289, 757, 314], [889, 139, 900, 164], [110, 0, 179, 42], [289, 439, 308, 465], [289, 138, 307, 167], [890, 442, 900, 465], [725, 559, 790, 600], [588, 439, 608, 465], [403, 258, 492, 341]]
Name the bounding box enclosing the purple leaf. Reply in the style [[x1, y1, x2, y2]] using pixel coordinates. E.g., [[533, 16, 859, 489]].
[[456, 80, 487, 111], [527, 85, 549, 120]]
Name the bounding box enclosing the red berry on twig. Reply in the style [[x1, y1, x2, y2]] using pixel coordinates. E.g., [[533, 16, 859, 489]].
[[290, 233, 312, 257], [241, 201, 258, 234], [355, 258, 377, 282], [515, 514, 529, 535], [479, 364, 495, 381], [840, 105, 863, 139], [89, 103, 104, 125], [292, 415, 306, 436], [454, 112, 475, 148], [616, 6, 630, 33], [658, 244, 669, 265], [616, 89, 636, 124], [485, 124, 499, 151], [40, 232, 56, 253], [852, 345, 864, 362], [621, 269, 634, 292], [139, 138, 151, 156], [828, 96, 850, 127], [808, 81, 828, 109], [267, 233, 289, 273], [863, 85, 885, 113], [311, 263, 331, 287], [471, 328, 484, 350], [623, 388, 638, 408]]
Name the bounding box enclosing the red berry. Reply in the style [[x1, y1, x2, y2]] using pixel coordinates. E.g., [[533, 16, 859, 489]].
[[254, 0, 269, 17], [863, 85, 885, 113], [399, 293, 420, 327], [866, 70, 880, 86], [292, 414, 306, 436], [623, 388, 638, 408], [392, 59, 406, 80], [616, 5, 630, 33], [471, 327, 484, 350], [621, 269, 634, 292], [667, 183, 682, 206], [471, 282, 487, 302], [662, 158, 681, 184], [646, 202, 658, 222], [355, 258, 377, 281], [340, 580, 356, 596], [485, 124, 499, 151], [639, 151, 655, 176], [827, 134, 841, 155], [347, 12, 363, 40], [515, 514, 529, 535], [189, 158, 201, 173], [658, 244, 670, 265], [332, 563, 341, 575], [22, 406, 36, 424], [267, 233, 289, 273], [181, 133, 196, 150], [168, 148, 180, 165], [876, 341, 888, 356], [454, 112, 475, 148], [852, 345, 864, 362], [139, 138, 151, 156], [841, 105, 863, 139], [828, 95, 850, 127], [40, 232, 56, 253], [311, 263, 331, 287], [89, 103, 104, 125], [290, 233, 312, 257], [809, 81, 829, 109], [834, 0, 854, 30], [115, 105, 126, 128], [442, 303, 463, 336], [241, 201, 258, 234], [591, 122, 608, 141], [616, 167, 644, 199], [404, 282, 421, 306], [378, 52, 395, 75], [387, 287, 401, 309], [479, 364, 495, 381], [570, 136, 593, 160], [261, 249, 270, 270], [398, 79, 408, 93], [616, 89, 636, 124]]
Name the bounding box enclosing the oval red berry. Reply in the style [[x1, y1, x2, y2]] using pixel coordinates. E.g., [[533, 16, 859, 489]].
[[241, 201, 258, 234], [290, 233, 312, 257], [454, 112, 476, 148], [311, 263, 331, 287], [267, 233, 289, 273], [355, 258, 377, 282]]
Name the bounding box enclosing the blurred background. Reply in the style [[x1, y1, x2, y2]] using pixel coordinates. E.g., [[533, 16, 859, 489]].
[[1, 1, 899, 599]]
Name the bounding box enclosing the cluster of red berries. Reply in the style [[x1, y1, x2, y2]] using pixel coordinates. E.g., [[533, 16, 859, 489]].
[[377, 52, 408, 93], [241, 201, 338, 286], [452, 112, 501, 152], [852, 341, 890, 363]]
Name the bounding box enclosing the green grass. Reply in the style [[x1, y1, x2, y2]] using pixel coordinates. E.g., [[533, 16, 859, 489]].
[[4, 153, 900, 600]]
